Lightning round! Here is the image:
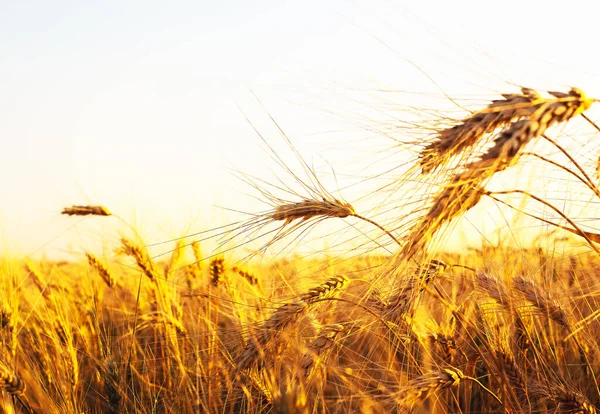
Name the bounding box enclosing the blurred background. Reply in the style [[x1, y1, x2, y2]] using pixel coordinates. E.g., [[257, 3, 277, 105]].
[[2, 0, 600, 259]]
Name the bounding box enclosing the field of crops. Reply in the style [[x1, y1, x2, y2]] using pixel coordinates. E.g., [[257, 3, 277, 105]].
[[2, 87, 600, 413]]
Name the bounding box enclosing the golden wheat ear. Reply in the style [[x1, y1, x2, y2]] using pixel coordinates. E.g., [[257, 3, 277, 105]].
[[270, 199, 355, 224], [61, 205, 111, 216], [419, 87, 542, 173]]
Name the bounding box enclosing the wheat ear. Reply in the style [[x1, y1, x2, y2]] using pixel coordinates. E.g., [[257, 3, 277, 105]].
[[61, 205, 111, 216]]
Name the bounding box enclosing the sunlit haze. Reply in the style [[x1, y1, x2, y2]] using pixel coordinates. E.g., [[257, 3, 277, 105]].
[[3, 1, 600, 259]]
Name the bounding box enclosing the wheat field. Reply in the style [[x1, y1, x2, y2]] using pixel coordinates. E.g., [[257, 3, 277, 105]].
[[2, 86, 600, 414]]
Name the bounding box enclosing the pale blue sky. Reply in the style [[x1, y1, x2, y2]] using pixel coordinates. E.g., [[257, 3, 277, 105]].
[[2, 1, 600, 258]]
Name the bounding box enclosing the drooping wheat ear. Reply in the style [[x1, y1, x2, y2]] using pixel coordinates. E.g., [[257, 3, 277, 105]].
[[25, 263, 51, 299], [0, 308, 12, 332], [61, 205, 111, 216], [136, 312, 187, 336], [415, 259, 448, 284], [235, 276, 346, 374], [86, 253, 117, 288], [232, 266, 259, 285], [117, 238, 158, 282], [494, 349, 528, 403], [301, 323, 345, 379], [420, 87, 594, 174], [235, 301, 309, 372], [384, 275, 433, 323], [0, 367, 25, 396], [385, 260, 448, 320], [190, 240, 202, 270], [164, 239, 184, 279], [448, 87, 595, 190], [400, 181, 487, 260], [425, 331, 456, 361], [365, 287, 390, 311], [475, 272, 511, 307], [393, 368, 464, 407], [300, 275, 348, 305], [420, 87, 542, 173], [270, 198, 355, 225], [537, 384, 599, 414], [555, 390, 599, 414], [209, 257, 225, 287], [479, 88, 593, 169], [102, 358, 121, 414], [512, 276, 570, 328]]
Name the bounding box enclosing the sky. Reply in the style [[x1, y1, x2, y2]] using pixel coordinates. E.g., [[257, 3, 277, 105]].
[[2, 1, 600, 260]]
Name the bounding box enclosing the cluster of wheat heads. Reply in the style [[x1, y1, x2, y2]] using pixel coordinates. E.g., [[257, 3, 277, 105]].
[[1, 86, 600, 413]]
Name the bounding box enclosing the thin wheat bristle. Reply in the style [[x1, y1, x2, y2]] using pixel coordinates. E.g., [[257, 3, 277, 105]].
[[270, 198, 355, 225], [61, 205, 111, 216]]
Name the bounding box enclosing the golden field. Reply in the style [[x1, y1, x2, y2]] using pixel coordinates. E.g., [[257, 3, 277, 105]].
[[2, 86, 600, 413]]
